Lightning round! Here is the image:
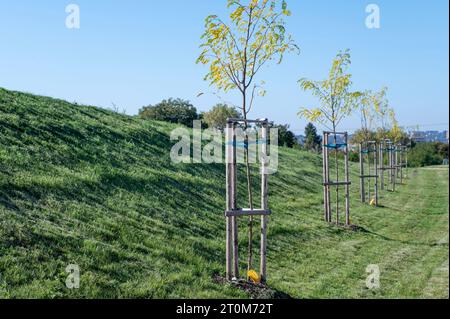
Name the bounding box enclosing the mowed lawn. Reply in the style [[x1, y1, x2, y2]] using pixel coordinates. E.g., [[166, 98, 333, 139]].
[[269, 165, 449, 299], [0, 88, 448, 299]]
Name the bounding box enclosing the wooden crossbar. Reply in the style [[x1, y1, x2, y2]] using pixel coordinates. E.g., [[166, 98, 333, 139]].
[[379, 167, 396, 171], [227, 118, 269, 124], [225, 209, 271, 217], [323, 181, 352, 187], [323, 131, 348, 135]]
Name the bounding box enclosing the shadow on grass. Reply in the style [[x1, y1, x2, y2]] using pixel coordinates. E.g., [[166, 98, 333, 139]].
[[379, 203, 447, 216], [356, 226, 448, 247]]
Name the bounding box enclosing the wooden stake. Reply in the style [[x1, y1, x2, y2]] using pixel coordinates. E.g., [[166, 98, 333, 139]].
[[225, 122, 233, 280], [359, 143, 365, 203], [344, 133, 350, 226], [335, 134, 339, 225], [396, 146, 399, 180], [322, 133, 328, 222], [368, 144, 372, 201], [404, 147, 408, 180], [374, 143, 379, 206], [379, 143, 384, 190], [400, 146, 404, 184], [391, 144, 396, 192], [325, 134, 331, 222], [231, 123, 239, 278], [260, 123, 269, 283]]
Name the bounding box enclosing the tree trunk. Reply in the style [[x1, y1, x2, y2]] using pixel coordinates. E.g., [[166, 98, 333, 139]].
[[245, 137, 254, 276], [242, 96, 254, 279], [333, 125, 339, 225]]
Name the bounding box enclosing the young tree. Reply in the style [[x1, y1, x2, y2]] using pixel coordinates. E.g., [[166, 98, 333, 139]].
[[359, 91, 378, 142], [372, 87, 391, 142], [350, 129, 377, 145], [202, 104, 242, 131], [298, 50, 362, 224], [304, 122, 321, 152], [388, 109, 403, 143], [298, 50, 362, 132], [197, 0, 299, 274]]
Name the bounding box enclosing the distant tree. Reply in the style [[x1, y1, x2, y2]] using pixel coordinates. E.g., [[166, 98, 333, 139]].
[[375, 128, 390, 143], [304, 123, 321, 152], [388, 109, 402, 143], [350, 129, 377, 145], [372, 87, 392, 142], [437, 142, 449, 160], [202, 104, 242, 131], [359, 90, 378, 142], [139, 98, 198, 127], [273, 124, 297, 148], [408, 142, 445, 167]]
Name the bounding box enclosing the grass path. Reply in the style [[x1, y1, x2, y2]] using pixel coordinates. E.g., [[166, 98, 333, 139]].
[[268, 165, 449, 299]]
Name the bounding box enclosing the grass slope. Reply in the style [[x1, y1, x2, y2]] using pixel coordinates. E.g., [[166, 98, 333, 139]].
[[0, 87, 448, 299]]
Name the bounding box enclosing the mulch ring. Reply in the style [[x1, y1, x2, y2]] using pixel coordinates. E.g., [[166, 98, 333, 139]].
[[346, 224, 364, 232], [333, 223, 363, 232], [213, 274, 292, 299]]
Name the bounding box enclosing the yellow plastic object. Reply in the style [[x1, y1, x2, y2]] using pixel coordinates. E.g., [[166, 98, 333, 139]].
[[247, 270, 261, 284], [370, 198, 376, 206]]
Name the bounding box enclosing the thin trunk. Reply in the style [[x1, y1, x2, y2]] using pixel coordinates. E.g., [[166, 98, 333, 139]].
[[242, 94, 254, 278], [333, 123, 339, 225], [245, 135, 254, 275]]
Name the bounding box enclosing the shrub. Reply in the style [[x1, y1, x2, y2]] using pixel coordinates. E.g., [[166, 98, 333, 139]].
[[408, 142, 448, 167], [349, 151, 359, 163], [272, 124, 297, 148], [139, 98, 198, 127], [202, 104, 241, 131]]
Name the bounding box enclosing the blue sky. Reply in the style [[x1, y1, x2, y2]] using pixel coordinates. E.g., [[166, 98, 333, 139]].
[[0, 0, 448, 134]]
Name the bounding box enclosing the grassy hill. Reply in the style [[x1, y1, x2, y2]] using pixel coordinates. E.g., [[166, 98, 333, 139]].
[[0, 87, 448, 299]]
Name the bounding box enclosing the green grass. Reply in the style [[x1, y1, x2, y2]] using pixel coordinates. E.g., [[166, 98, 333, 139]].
[[0, 87, 448, 299]]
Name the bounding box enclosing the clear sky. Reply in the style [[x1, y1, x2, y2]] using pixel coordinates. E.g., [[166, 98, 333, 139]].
[[1, 0, 448, 134]]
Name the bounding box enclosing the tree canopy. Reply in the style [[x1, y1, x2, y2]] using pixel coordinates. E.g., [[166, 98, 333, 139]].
[[202, 103, 242, 131], [139, 98, 198, 127], [197, 0, 299, 118], [298, 50, 362, 132]]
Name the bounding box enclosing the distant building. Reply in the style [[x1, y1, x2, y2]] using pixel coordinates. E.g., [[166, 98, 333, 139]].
[[409, 130, 449, 144]]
